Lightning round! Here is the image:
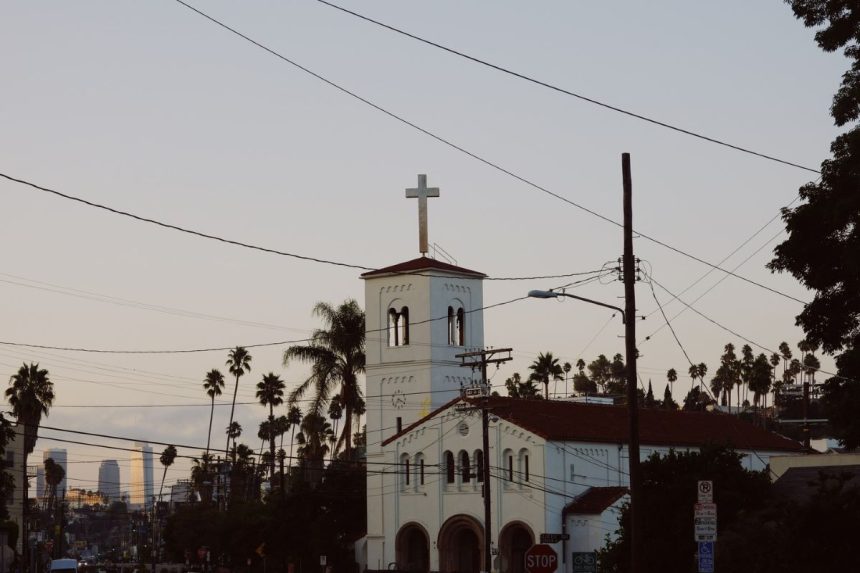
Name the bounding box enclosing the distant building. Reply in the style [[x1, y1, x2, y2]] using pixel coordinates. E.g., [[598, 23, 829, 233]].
[[43, 448, 68, 498], [98, 460, 121, 502], [67, 488, 106, 509], [129, 443, 153, 508], [170, 480, 193, 509]]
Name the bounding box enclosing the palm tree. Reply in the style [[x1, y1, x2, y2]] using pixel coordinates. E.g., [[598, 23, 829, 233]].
[[562, 362, 572, 396], [528, 352, 564, 399], [768, 353, 781, 410], [225, 347, 252, 459], [666, 368, 677, 400], [256, 372, 285, 478], [328, 395, 343, 444], [284, 300, 365, 457], [190, 453, 214, 503], [202, 369, 225, 459], [158, 445, 177, 502], [7, 362, 54, 568], [286, 405, 302, 472], [44, 457, 65, 513], [226, 422, 242, 462]]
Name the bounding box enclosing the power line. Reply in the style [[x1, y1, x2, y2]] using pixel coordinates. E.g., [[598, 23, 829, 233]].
[[168, 1, 808, 306], [0, 172, 600, 283], [314, 0, 820, 175]]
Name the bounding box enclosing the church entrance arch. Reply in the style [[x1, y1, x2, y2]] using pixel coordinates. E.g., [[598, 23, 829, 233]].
[[396, 523, 430, 573], [498, 522, 534, 573], [438, 515, 484, 573]]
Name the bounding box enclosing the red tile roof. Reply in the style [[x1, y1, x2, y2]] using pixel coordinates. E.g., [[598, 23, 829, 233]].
[[360, 256, 486, 279], [384, 396, 803, 452], [564, 487, 628, 515]]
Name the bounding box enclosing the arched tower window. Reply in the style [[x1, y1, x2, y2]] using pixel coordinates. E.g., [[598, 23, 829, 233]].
[[388, 306, 410, 347], [414, 453, 425, 487], [448, 305, 465, 346], [400, 453, 411, 490], [400, 306, 410, 346], [457, 307, 465, 345], [518, 448, 530, 483]]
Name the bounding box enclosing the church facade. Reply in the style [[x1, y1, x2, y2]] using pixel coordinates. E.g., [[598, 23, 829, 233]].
[[360, 176, 802, 573]]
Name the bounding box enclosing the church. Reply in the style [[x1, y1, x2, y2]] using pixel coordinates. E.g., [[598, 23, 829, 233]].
[[359, 176, 803, 573]]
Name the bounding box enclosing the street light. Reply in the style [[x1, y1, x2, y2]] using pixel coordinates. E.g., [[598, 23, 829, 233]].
[[527, 286, 641, 572], [527, 290, 626, 323]]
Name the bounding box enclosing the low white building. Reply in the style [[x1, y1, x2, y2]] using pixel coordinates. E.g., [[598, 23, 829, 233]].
[[369, 396, 801, 573]]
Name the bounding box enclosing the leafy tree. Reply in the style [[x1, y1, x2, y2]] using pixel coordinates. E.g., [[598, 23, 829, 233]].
[[739, 345, 754, 408], [682, 387, 715, 412], [598, 446, 771, 573], [769, 1, 860, 449], [749, 353, 774, 412], [225, 347, 252, 459], [505, 373, 541, 399], [328, 394, 343, 446], [284, 300, 365, 457], [257, 373, 285, 478], [528, 352, 564, 399], [587, 354, 613, 393], [202, 369, 225, 459], [7, 362, 54, 560], [661, 385, 678, 410], [606, 353, 627, 395], [644, 381, 657, 408]]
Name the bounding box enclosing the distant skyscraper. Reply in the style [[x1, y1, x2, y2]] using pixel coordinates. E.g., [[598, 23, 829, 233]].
[[129, 443, 154, 507], [98, 459, 121, 502], [42, 448, 67, 498]]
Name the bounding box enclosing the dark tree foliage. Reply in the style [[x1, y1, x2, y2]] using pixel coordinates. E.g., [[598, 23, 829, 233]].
[[717, 472, 860, 573], [598, 446, 772, 573], [770, 1, 860, 447]]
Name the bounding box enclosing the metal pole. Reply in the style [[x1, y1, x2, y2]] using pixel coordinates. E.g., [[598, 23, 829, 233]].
[[481, 361, 491, 573], [622, 153, 643, 573]]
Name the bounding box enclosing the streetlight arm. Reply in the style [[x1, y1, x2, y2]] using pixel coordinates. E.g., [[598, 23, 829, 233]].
[[528, 290, 626, 323]]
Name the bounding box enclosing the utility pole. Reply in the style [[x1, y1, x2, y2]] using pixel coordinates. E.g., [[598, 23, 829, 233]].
[[456, 348, 512, 573], [622, 153, 643, 573]]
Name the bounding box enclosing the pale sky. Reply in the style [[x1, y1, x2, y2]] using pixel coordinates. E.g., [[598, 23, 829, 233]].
[[0, 1, 846, 493]]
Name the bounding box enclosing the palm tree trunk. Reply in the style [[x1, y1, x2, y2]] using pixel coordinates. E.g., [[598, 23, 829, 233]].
[[288, 426, 296, 475], [21, 447, 28, 573], [269, 406, 276, 479], [226, 373, 240, 459], [206, 396, 214, 459], [344, 404, 353, 458], [159, 466, 168, 502]]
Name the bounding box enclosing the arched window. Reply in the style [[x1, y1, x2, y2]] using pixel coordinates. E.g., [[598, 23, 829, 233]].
[[445, 451, 456, 484], [460, 451, 471, 484], [448, 305, 465, 346], [389, 309, 400, 347], [474, 450, 484, 483], [400, 453, 411, 490], [503, 449, 514, 484], [414, 453, 425, 486], [388, 306, 410, 347], [457, 308, 465, 345], [400, 307, 410, 346], [518, 448, 530, 483]]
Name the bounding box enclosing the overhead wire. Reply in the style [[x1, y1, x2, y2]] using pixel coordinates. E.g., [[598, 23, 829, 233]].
[[165, 0, 809, 306], [313, 0, 820, 175]]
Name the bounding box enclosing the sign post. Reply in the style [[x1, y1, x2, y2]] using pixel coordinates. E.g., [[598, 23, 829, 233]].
[[525, 544, 558, 573], [695, 481, 716, 572]]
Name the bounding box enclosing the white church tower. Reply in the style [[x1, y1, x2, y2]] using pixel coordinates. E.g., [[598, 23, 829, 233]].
[[363, 175, 486, 568]]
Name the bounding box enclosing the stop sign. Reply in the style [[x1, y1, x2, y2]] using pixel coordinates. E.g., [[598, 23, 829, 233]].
[[525, 544, 558, 573]]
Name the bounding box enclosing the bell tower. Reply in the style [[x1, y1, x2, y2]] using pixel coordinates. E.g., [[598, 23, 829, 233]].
[[362, 174, 486, 452]]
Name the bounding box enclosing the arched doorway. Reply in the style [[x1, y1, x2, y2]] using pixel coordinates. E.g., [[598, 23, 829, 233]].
[[396, 523, 430, 573], [438, 515, 484, 573], [498, 522, 535, 573]]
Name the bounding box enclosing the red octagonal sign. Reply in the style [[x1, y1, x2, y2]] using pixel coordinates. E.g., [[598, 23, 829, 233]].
[[525, 544, 558, 573]]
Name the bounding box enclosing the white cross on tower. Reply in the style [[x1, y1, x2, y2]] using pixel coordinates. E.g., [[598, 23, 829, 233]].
[[405, 174, 439, 255]]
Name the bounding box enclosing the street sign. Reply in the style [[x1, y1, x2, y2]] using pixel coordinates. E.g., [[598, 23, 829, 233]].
[[694, 502, 718, 541], [571, 552, 597, 573], [525, 544, 558, 573], [697, 541, 715, 573], [539, 533, 569, 544], [697, 480, 713, 503]]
